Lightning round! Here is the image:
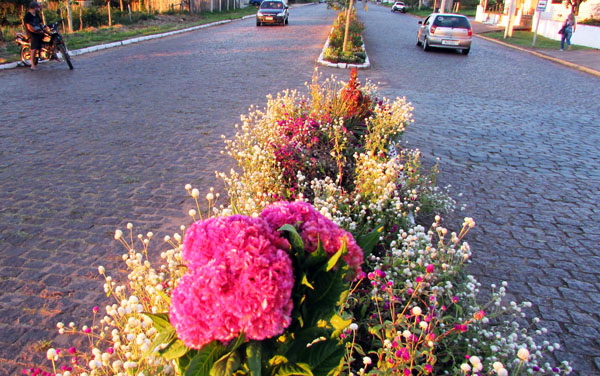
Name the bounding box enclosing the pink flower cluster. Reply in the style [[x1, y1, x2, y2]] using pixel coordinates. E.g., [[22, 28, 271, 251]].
[[260, 201, 363, 277], [170, 215, 295, 349]]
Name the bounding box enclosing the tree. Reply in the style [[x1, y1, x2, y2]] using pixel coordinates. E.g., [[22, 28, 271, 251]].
[[565, 0, 586, 14]]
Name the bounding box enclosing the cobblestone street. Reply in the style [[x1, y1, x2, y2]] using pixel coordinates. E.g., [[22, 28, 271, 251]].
[[0, 7, 334, 374], [351, 4, 600, 374], [1, 3, 599, 375]]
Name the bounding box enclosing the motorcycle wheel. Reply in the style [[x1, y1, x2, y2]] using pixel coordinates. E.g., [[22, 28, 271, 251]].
[[21, 46, 32, 67], [58, 44, 73, 70]]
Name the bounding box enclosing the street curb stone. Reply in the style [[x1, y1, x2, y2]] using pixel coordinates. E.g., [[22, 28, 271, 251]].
[[317, 27, 371, 69]]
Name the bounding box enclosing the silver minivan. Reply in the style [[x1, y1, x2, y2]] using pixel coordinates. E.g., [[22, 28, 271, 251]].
[[417, 13, 472, 54]]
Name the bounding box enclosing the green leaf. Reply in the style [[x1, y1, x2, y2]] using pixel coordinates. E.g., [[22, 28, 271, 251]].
[[273, 362, 313, 376], [142, 312, 174, 333], [185, 341, 227, 376], [161, 339, 190, 360], [302, 240, 328, 271], [279, 224, 305, 251], [302, 340, 345, 376], [330, 313, 352, 337], [210, 350, 242, 376], [356, 227, 383, 262], [303, 266, 349, 326], [156, 288, 172, 305], [301, 274, 314, 290], [226, 333, 247, 353], [144, 329, 177, 358], [325, 242, 346, 272], [246, 342, 262, 376]]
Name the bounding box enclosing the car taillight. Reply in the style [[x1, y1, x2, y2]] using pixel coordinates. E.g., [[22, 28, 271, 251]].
[[467, 28, 472, 37], [431, 25, 437, 34]]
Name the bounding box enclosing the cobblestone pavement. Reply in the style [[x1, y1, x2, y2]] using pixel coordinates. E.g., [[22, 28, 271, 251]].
[[343, 4, 599, 375], [0, 6, 335, 374], [2, 3, 599, 376]]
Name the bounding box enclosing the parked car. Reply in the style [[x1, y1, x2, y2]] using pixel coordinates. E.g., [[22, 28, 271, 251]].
[[416, 13, 472, 54], [249, 0, 263, 6], [391, 2, 406, 13], [256, 0, 289, 26]]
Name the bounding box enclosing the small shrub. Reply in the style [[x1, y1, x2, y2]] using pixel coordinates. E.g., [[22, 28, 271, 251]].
[[579, 17, 600, 26]]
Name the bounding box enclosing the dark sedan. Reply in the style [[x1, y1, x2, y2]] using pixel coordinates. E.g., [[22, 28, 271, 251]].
[[256, 0, 289, 26]]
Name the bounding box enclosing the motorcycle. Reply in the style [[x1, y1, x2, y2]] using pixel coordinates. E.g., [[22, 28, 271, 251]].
[[15, 11, 73, 70]]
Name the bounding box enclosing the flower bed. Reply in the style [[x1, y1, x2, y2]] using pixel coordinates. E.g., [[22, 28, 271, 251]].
[[319, 9, 369, 68], [25, 70, 571, 376]]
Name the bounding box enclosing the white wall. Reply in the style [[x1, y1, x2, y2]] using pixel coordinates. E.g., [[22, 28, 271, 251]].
[[534, 11, 600, 48]]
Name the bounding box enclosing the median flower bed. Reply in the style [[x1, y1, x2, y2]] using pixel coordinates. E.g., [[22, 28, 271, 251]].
[[26, 70, 571, 376], [322, 9, 367, 65]]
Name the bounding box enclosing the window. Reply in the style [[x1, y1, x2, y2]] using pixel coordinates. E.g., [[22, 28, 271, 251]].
[[433, 16, 471, 28]]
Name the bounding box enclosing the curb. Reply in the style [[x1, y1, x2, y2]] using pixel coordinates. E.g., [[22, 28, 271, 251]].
[[474, 33, 600, 78], [0, 15, 256, 71], [316, 28, 371, 69]]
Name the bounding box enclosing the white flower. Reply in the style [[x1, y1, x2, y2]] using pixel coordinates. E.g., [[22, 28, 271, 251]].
[[363, 357, 372, 365], [114, 230, 123, 240], [189, 209, 197, 217], [206, 193, 214, 201], [98, 266, 105, 275], [46, 348, 57, 360], [497, 369, 508, 376], [411, 306, 422, 316], [517, 348, 530, 361], [191, 188, 200, 198], [349, 323, 359, 331], [460, 363, 471, 372]]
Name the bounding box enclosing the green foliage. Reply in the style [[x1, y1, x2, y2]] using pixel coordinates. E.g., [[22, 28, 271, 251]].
[[579, 17, 600, 25]]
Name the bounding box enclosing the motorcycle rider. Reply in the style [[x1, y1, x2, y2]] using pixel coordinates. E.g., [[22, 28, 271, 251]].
[[24, 1, 43, 70]]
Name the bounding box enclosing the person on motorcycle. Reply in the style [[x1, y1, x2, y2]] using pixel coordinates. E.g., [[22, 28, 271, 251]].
[[24, 1, 43, 70]]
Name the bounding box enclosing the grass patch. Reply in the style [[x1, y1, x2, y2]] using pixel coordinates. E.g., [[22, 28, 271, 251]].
[[482, 30, 590, 50], [0, 7, 256, 64]]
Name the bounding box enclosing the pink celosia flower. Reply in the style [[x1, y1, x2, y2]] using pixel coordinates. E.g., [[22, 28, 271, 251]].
[[260, 201, 363, 277], [171, 215, 294, 349]]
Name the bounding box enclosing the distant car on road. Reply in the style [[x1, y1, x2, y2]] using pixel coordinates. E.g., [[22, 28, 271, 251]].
[[249, 0, 263, 6], [416, 13, 472, 54], [256, 0, 289, 26], [391, 2, 406, 13]]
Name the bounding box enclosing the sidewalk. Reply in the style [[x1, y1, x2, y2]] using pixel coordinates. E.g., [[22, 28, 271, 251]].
[[471, 20, 600, 77]]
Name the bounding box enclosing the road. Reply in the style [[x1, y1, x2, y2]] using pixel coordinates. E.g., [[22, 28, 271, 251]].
[[351, 4, 600, 375], [1, 3, 599, 375], [0, 6, 335, 374]]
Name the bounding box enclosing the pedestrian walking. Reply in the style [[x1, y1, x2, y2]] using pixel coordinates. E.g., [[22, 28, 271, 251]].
[[560, 12, 576, 51]]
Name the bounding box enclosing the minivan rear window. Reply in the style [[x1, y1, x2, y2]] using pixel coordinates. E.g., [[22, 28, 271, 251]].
[[433, 16, 470, 28]]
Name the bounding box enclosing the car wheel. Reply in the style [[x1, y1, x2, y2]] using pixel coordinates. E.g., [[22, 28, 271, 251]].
[[461, 47, 470, 55], [423, 37, 430, 51], [416, 35, 422, 46], [285, 17, 288, 24], [256, 20, 261, 26]]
